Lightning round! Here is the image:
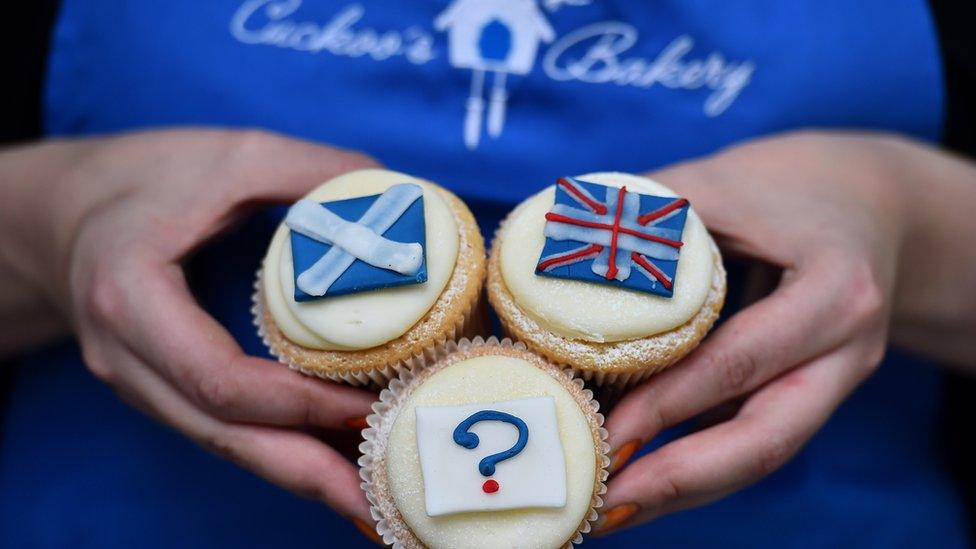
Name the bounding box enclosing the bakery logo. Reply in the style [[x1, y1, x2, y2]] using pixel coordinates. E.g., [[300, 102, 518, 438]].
[[434, 0, 555, 149], [229, 0, 757, 150]]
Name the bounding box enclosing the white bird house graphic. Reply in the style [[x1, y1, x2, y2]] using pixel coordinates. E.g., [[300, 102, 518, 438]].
[[435, 0, 555, 149]]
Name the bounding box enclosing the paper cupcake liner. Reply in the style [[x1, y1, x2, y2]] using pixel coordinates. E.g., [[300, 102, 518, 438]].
[[251, 268, 486, 388], [358, 336, 609, 548], [572, 364, 659, 390], [494, 322, 661, 393]]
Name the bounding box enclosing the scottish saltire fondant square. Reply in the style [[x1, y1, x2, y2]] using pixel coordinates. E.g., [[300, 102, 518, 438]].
[[536, 177, 690, 298], [288, 187, 427, 302], [415, 397, 567, 516]]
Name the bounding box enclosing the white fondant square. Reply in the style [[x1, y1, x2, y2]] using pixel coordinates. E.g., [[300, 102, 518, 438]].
[[415, 397, 567, 517]]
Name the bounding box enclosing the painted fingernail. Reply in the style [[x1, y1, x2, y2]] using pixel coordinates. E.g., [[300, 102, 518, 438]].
[[608, 440, 640, 475], [595, 503, 640, 534], [351, 517, 383, 546], [344, 416, 369, 430]]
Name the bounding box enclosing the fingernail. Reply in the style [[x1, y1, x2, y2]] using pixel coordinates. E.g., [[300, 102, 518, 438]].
[[608, 440, 640, 475], [344, 416, 369, 430], [351, 517, 383, 546], [594, 503, 640, 535]]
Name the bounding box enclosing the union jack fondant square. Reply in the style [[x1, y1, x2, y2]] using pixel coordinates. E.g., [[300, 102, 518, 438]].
[[287, 185, 428, 302], [536, 177, 690, 298]]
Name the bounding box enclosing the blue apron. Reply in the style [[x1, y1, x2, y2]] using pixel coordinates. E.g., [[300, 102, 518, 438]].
[[2, 1, 968, 547]]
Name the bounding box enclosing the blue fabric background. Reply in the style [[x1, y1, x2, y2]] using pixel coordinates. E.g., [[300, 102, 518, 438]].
[[2, 0, 968, 547]]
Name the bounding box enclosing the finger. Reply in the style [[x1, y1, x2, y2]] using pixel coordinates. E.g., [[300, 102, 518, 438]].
[[645, 161, 803, 266], [222, 130, 380, 202], [90, 253, 375, 429], [605, 249, 878, 458], [596, 344, 870, 535], [139, 131, 379, 257], [648, 161, 758, 233], [97, 338, 372, 520]]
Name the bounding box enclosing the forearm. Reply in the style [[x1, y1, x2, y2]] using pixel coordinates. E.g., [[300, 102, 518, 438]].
[[887, 137, 976, 369], [0, 140, 94, 356]]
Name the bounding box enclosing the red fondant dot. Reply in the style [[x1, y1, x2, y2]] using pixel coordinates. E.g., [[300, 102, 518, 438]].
[[482, 479, 500, 494]]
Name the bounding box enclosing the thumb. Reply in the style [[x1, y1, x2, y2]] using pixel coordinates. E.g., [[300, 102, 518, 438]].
[[229, 130, 380, 203], [643, 158, 785, 263], [145, 129, 380, 258], [642, 159, 734, 234]]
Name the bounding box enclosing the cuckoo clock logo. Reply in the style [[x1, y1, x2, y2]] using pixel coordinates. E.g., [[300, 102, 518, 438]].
[[229, 1, 757, 151], [434, 0, 555, 150]]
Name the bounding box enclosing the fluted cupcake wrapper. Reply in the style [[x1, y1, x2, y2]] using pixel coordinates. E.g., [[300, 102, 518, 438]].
[[358, 337, 610, 548], [494, 322, 666, 390], [251, 268, 486, 388]]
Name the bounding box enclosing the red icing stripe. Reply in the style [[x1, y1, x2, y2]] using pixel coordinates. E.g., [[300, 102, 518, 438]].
[[543, 213, 684, 249], [537, 243, 604, 271], [637, 198, 689, 225], [631, 252, 673, 290], [558, 177, 608, 215], [605, 186, 628, 280]]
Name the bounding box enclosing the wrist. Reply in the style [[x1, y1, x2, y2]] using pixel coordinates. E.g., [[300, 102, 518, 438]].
[[0, 138, 122, 307], [0, 142, 64, 289], [883, 138, 976, 366], [0, 140, 87, 348]]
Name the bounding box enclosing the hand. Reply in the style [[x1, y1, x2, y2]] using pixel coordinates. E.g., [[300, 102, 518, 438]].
[[595, 131, 912, 533], [4, 129, 381, 526]]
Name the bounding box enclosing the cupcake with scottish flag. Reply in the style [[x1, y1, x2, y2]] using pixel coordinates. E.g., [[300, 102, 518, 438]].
[[488, 172, 726, 388], [254, 169, 486, 386], [359, 337, 608, 548]]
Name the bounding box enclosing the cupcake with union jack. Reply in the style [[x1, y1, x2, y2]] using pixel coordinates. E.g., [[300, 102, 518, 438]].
[[487, 172, 726, 387], [254, 169, 486, 386]]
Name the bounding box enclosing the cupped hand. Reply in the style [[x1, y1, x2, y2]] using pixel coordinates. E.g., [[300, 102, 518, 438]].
[[36, 129, 381, 525], [596, 131, 910, 533]]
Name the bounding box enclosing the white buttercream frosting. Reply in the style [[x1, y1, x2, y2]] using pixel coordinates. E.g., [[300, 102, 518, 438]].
[[499, 172, 713, 342], [262, 169, 459, 350], [386, 355, 596, 549]]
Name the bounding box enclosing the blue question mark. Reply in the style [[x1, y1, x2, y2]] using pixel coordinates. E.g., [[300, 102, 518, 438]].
[[453, 410, 529, 494]]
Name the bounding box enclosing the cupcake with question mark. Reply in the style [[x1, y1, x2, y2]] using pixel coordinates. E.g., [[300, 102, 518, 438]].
[[359, 337, 608, 548]]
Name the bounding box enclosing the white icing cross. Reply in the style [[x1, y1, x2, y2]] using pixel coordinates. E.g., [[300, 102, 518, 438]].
[[284, 183, 424, 297]]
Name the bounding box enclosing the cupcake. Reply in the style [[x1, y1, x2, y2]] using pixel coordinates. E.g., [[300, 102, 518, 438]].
[[488, 172, 726, 388], [360, 337, 608, 548], [254, 168, 486, 386]]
